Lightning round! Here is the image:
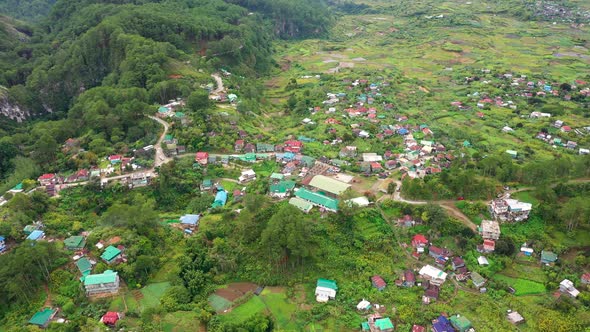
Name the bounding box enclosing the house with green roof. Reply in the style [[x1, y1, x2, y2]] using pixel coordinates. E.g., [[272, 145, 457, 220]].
[[201, 179, 213, 191], [256, 143, 275, 153], [288, 197, 313, 213], [295, 188, 339, 212], [374, 317, 394, 332], [270, 173, 285, 181], [64, 236, 86, 250], [450, 314, 473, 332], [9, 182, 23, 193], [100, 246, 122, 264], [29, 308, 58, 328], [83, 270, 120, 296], [315, 278, 338, 302], [76, 257, 92, 277], [541, 250, 558, 264], [269, 181, 296, 198], [470, 271, 486, 289]]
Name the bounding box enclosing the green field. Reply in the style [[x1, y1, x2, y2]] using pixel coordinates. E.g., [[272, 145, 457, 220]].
[[162, 311, 202, 332], [220, 288, 299, 330], [494, 274, 547, 296]]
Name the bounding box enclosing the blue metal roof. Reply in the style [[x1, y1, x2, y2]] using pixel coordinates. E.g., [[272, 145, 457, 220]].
[[0, 236, 5, 241], [26, 230, 44, 241], [180, 214, 200, 225]]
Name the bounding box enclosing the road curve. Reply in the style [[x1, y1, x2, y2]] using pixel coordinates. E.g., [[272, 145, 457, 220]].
[[148, 115, 172, 168]]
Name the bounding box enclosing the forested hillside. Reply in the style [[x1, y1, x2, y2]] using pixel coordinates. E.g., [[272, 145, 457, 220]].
[[0, 0, 56, 22]]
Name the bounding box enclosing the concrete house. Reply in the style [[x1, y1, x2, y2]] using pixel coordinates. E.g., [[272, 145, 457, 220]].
[[480, 220, 501, 240], [315, 278, 338, 302], [419, 265, 447, 286], [83, 270, 120, 296]]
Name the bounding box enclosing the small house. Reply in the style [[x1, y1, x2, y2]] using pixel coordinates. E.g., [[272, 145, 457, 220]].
[[452, 257, 465, 270], [479, 239, 495, 253], [211, 189, 228, 208], [477, 256, 489, 266], [83, 270, 120, 296], [520, 245, 534, 256], [581, 273, 590, 285], [432, 315, 453, 332], [269, 181, 296, 198], [412, 325, 426, 332], [108, 155, 122, 164], [201, 179, 213, 191], [26, 230, 45, 241], [315, 278, 338, 302], [29, 308, 58, 328], [371, 275, 387, 291], [101, 245, 122, 264], [428, 246, 451, 262], [403, 270, 415, 287], [180, 214, 200, 228], [101, 312, 121, 326], [471, 272, 486, 288], [38, 173, 56, 186], [399, 215, 414, 227], [541, 250, 558, 264], [559, 279, 580, 298], [411, 234, 428, 253], [64, 235, 86, 250], [450, 315, 473, 332], [356, 299, 371, 311], [238, 169, 256, 184], [195, 152, 209, 165], [373, 318, 394, 332], [76, 257, 92, 277], [507, 311, 524, 325]]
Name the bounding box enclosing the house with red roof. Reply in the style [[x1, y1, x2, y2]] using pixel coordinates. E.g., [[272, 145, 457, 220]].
[[108, 155, 122, 164], [195, 152, 209, 165], [581, 273, 590, 285], [234, 140, 245, 152], [403, 270, 416, 287], [38, 173, 56, 186], [561, 126, 572, 133], [284, 140, 303, 153], [412, 325, 426, 332], [371, 275, 387, 291], [412, 234, 428, 253], [101, 312, 121, 325]]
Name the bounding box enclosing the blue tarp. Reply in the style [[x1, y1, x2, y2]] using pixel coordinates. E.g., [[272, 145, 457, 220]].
[[180, 214, 200, 225]]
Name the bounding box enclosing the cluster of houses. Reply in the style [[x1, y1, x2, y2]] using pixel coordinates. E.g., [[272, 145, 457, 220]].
[[489, 195, 532, 222], [156, 99, 186, 119], [532, 119, 589, 154]]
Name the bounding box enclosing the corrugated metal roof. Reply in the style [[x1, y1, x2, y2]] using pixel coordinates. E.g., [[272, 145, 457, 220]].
[[295, 189, 339, 211], [84, 270, 118, 286], [308, 175, 350, 196]]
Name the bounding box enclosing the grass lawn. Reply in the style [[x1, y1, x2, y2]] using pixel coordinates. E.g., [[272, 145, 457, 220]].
[[162, 311, 202, 332], [513, 191, 539, 206], [220, 288, 300, 330], [494, 274, 546, 296], [140, 282, 171, 309], [219, 179, 237, 192]]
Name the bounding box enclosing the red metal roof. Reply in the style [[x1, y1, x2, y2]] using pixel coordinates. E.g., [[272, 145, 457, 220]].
[[102, 312, 119, 325], [371, 275, 387, 288], [412, 234, 428, 246], [39, 173, 55, 180], [195, 152, 209, 159]]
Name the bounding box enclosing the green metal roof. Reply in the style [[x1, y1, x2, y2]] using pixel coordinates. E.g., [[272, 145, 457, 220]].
[[64, 236, 85, 249], [11, 182, 23, 191], [375, 318, 394, 330], [295, 189, 339, 211], [76, 257, 92, 275], [450, 315, 472, 331], [316, 278, 338, 290], [308, 175, 351, 196], [270, 173, 285, 180], [289, 197, 313, 212], [100, 246, 121, 262], [541, 250, 558, 262], [270, 181, 295, 194], [29, 308, 56, 326], [361, 322, 370, 331], [84, 270, 118, 286]]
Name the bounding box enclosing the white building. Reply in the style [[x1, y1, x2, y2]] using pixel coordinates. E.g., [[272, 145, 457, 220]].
[[419, 265, 447, 286], [559, 279, 580, 298], [490, 197, 532, 222], [238, 169, 256, 184], [362, 153, 383, 162]]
